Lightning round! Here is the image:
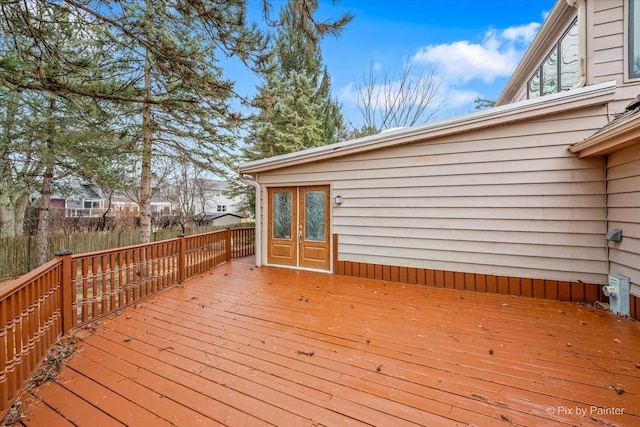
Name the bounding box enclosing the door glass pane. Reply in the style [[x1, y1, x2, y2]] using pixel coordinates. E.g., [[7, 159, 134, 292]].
[[560, 20, 579, 90], [305, 191, 325, 242], [273, 192, 292, 239], [542, 47, 558, 95]]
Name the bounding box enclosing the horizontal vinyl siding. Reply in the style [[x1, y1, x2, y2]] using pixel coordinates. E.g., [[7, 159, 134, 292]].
[[589, 0, 624, 85], [607, 144, 640, 296], [258, 104, 610, 284]]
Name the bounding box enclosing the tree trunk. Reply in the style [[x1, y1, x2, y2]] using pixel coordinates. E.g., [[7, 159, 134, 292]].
[[36, 164, 53, 266], [139, 50, 153, 244], [0, 192, 10, 238], [0, 189, 30, 238], [12, 191, 29, 236], [35, 98, 56, 266]]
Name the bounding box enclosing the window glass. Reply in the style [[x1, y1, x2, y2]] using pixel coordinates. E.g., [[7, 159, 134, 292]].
[[542, 47, 558, 95], [631, 0, 640, 78], [527, 19, 580, 98], [305, 191, 325, 241], [273, 192, 292, 239], [528, 69, 541, 98], [560, 21, 580, 90]]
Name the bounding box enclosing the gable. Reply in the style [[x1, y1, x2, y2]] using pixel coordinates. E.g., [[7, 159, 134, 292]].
[[497, 0, 580, 105]]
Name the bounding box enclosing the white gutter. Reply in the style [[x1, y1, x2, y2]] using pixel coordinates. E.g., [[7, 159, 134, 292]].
[[238, 172, 262, 267], [240, 80, 617, 173]]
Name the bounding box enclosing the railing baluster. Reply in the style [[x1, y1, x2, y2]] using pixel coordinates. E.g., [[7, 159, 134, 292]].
[[16, 289, 26, 391], [125, 250, 133, 304], [81, 258, 89, 322], [91, 256, 98, 319], [109, 253, 116, 311], [0, 293, 7, 408], [117, 252, 124, 307], [0, 227, 255, 418], [100, 255, 108, 315]]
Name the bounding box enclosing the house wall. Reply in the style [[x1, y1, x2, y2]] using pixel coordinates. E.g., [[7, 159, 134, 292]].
[[588, 0, 640, 113], [257, 104, 611, 285], [607, 143, 640, 297]]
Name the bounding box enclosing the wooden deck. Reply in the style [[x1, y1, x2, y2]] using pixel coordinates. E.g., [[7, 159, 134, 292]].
[[14, 258, 640, 426]]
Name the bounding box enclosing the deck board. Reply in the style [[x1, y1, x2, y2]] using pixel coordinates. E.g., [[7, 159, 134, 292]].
[[15, 258, 640, 426]]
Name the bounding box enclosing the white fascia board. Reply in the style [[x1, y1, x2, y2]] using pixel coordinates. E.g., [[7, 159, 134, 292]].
[[239, 80, 616, 174], [569, 113, 640, 157]]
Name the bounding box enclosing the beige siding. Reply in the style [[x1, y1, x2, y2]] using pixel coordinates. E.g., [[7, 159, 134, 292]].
[[258, 105, 610, 283], [589, 1, 624, 86], [588, 0, 640, 112], [607, 144, 640, 296]]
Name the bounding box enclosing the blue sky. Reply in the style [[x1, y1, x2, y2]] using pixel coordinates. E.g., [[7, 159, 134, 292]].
[[236, 0, 557, 129]]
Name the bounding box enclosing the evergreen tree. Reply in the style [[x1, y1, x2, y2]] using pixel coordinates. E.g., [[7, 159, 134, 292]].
[[245, 0, 348, 159], [1, 0, 270, 245], [238, 0, 351, 214], [0, 2, 134, 263], [1, 0, 349, 252]]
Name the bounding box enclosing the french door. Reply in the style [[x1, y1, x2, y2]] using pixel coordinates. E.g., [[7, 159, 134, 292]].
[[267, 185, 330, 270]]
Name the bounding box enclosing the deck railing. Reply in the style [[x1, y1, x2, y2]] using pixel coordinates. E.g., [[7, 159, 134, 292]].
[[0, 227, 254, 416]]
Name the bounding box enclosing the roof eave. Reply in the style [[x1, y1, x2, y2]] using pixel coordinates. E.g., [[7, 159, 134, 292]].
[[569, 114, 640, 158], [239, 80, 617, 174]]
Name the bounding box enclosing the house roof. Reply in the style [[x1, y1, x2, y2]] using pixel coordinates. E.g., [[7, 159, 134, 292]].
[[207, 213, 243, 220], [569, 96, 640, 158], [496, 0, 575, 106], [81, 184, 102, 200], [239, 80, 616, 174]]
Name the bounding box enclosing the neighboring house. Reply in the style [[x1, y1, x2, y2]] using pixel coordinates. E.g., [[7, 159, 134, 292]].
[[56, 181, 176, 218], [190, 179, 243, 217], [60, 179, 242, 220], [239, 0, 640, 319], [57, 182, 105, 217]]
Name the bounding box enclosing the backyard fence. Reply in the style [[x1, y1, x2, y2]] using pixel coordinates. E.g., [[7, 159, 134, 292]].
[[0, 224, 250, 281], [0, 227, 255, 418]]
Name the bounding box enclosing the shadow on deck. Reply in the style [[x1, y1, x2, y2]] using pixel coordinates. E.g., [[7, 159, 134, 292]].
[[15, 258, 640, 426]]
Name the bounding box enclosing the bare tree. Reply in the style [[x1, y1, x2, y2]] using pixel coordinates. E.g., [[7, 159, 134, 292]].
[[355, 61, 445, 135]]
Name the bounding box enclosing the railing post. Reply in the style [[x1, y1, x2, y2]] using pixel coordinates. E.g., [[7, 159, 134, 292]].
[[55, 250, 74, 334], [177, 234, 186, 283], [225, 228, 232, 262]]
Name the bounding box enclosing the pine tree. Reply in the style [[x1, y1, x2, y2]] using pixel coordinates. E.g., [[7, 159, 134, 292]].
[[0, 2, 135, 263], [246, 0, 347, 159], [238, 0, 350, 214], [1, 0, 270, 245], [1, 0, 349, 251]]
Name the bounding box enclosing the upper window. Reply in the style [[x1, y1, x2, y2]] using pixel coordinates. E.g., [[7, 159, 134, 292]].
[[631, 0, 640, 79], [217, 205, 227, 213], [528, 19, 579, 98]]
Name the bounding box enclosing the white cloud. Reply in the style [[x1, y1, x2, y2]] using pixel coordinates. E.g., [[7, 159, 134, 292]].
[[501, 22, 541, 43], [444, 89, 481, 109], [339, 20, 544, 123], [338, 82, 357, 104], [412, 22, 541, 85]]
